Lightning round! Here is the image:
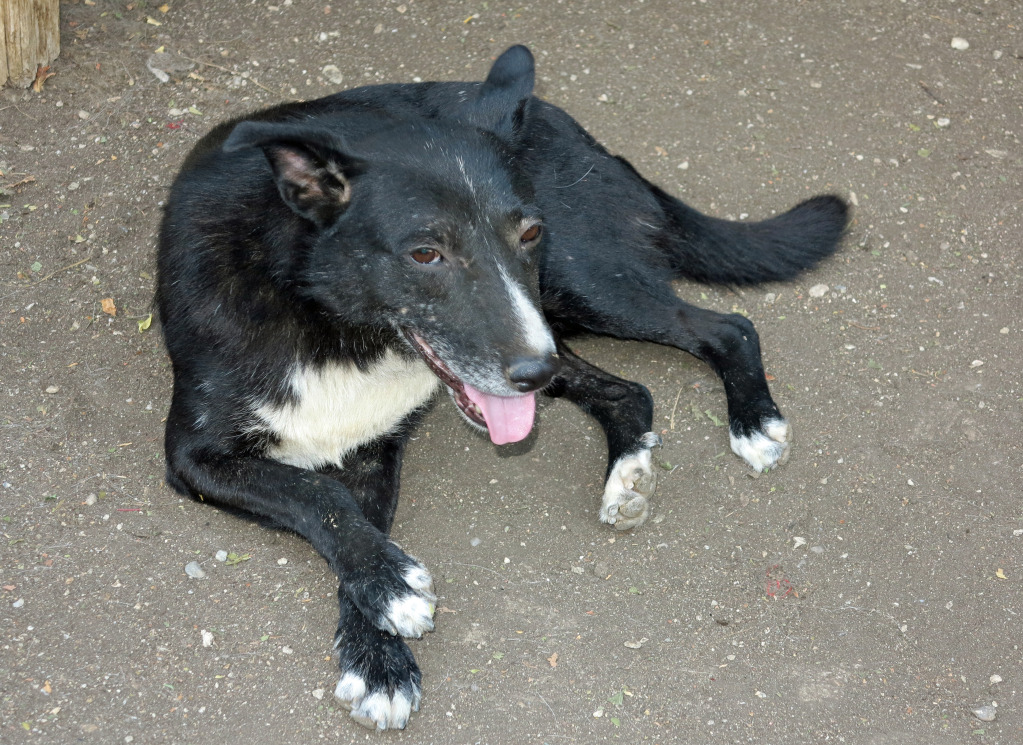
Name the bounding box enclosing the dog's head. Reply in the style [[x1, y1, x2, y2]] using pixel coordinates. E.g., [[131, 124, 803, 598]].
[[222, 47, 556, 445]]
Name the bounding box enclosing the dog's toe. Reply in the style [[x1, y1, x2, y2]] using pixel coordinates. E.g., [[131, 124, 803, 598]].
[[334, 632, 422, 730], [380, 591, 436, 638], [730, 416, 791, 472], [349, 690, 416, 730], [599, 434, 659, 531], [334, 673, 419, 731], [378, 560, 436, 638], [346, 546, 438, 638]]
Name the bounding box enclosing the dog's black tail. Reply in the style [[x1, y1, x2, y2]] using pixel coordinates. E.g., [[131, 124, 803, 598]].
[[652, 185, 849, 286]]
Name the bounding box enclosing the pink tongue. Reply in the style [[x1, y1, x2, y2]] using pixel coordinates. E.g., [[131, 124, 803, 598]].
[[463, 385, 536, 445]]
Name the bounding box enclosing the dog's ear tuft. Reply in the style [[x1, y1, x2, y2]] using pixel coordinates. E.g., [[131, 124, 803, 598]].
[[224, 121, 362, 226], [463, 45, 535, 140], [484, 45, 535, 97]]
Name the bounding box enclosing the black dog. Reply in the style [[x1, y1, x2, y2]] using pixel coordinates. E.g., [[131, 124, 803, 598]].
[[156, 45, 847, 730]]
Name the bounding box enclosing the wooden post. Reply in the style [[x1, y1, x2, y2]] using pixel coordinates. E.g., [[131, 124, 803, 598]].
[[1, 0, 60, 88]]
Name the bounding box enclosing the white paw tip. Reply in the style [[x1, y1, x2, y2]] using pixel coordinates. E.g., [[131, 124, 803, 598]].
[[349, 690, 413, 731], [599, 445, 657, 529], [384, 594, 436, 638], [640, 431, 663, 449], [402, 564, 435, 596], [730, 418, 791, 472], [764, 418, 791, 443], [334, 672, 367, 710]]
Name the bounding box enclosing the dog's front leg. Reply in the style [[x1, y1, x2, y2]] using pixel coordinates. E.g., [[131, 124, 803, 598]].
[[546, 343, 662, 530], [165, 444, 435, 728], [318, 434, 432, 729]]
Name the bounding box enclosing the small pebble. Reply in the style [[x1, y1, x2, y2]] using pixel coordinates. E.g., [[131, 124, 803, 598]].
[[277, 557, 288, 565], [13, 598, 25, 608], [45, 385, 59, 394], [469, 537, 481, 547], [282, 646, 294, 655], [935, 118, 950, 128], [972, 704, 997, 722], [808, 283, 829, 298], [184, 561, 206, 579], [571, 566, 585, 574], [999, 327, 1009, 335], [989, 674, 1002, 685], [85, 493, 97, 506], [321, 64, 344, 85], [201, 629, 214, 648], [215, 550, 228, 562], [312, 688, 325, 700], [77, 110, 91, 120], [593, 709, 604, 718], [950, 37, 969, 51]]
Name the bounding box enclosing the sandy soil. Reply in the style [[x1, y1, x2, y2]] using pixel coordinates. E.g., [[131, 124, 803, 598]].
[[2, 1, 1020, 743]]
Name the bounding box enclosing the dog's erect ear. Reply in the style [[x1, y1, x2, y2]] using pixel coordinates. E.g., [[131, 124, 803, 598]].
[[223, 121, 363, 226], [462, 45, 535, 140]]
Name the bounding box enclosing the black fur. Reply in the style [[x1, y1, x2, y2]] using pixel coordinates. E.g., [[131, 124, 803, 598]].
[[156, 45, 847, 730]]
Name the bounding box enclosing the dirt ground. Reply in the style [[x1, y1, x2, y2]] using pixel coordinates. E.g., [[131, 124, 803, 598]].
[[2, 1, 1020, 743]]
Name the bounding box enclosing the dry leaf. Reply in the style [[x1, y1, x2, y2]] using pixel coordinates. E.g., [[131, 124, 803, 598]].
[[996, 568, 1007, 580], [32, 66, 56, 93], [101, 298, 117, 316], [547, 652, 559, 668]]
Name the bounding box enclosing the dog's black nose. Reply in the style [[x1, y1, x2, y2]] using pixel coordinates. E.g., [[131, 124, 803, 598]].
[[507, 355, 558, 393]]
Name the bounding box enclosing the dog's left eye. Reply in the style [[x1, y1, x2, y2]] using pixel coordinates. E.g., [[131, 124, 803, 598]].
[[520, 224, 542, 244], [410, 247, 442, 265]]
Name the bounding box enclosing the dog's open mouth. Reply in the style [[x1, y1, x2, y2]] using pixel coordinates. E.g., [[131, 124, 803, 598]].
[[405, 332, 535, 446]]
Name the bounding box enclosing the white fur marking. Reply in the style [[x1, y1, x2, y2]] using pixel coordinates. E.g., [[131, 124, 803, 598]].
[[349, 690, 413, 731], [338, 675, 417, 730], [334, 672, 368, 710], [402, 564, 434, 594], [600, 442, 657, 531], [383, 593, 435, 638], [252, 351, 439, 470], [456, 155, 475, 197], [499, 265, 555, 356], [730, 417, 791, 472]]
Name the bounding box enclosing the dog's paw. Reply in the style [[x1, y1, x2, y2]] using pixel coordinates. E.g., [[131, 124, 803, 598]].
[[599, 432, 661, 531], [333, 633, 421, 730], [345, 546, 437, 638], [380, 562, 436, 638], [729, 416, 791, 472]]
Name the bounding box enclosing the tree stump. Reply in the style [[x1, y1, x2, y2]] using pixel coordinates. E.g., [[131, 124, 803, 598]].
[[1, 0, 60, 88]]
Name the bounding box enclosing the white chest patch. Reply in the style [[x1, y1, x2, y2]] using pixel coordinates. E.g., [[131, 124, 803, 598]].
[[252, 351, 440, 470]]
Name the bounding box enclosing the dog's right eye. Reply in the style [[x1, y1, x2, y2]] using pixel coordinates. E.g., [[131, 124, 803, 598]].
[[410, 248, 442, 265]]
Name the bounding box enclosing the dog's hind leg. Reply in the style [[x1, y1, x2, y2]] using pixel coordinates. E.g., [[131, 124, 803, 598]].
[[546, 344, 662, 530], [557, 288, 790, 473]]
